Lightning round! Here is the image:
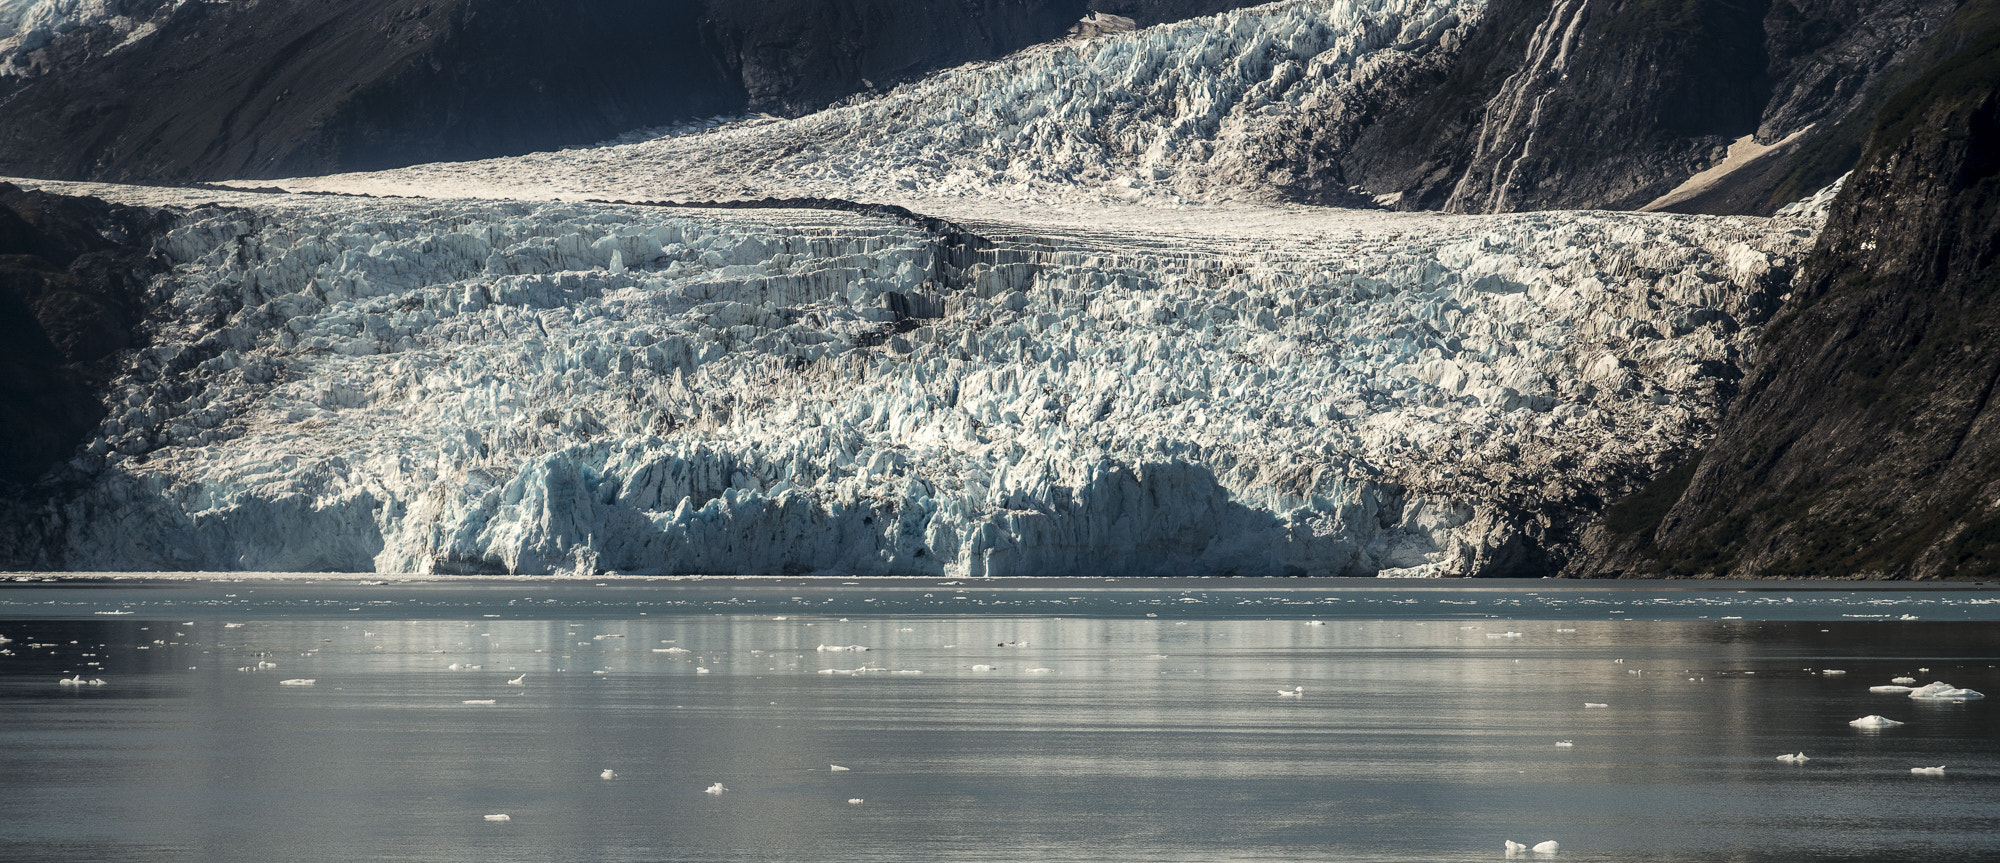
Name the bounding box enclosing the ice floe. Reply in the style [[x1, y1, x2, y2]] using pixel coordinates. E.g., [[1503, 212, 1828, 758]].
[[1848, 715, 1904, 728]]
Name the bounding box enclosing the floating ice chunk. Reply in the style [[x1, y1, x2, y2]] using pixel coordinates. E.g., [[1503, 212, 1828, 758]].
[[1900, 614, 1919, 620], [695, 667, 710, 674], [705, 782, 726, 795], [1486, 632, 1523, 639], [1893, 677, 1917, 685], [1278, 686, 1304, 697], [1555, 741, 1573, 748], [1583, 703, 1608, 709], [1849, 715, 1904, 728], [507, 674, 526, 685], [1870, 685, 1914, 693], [1909, 682, 1984, 699], [971, 665, 995, 671], [56, 675, 106, 686], [484, 814, 511, 822], [257, 661, 277, 668], [848, 797, 864, 805], [1775, 752, 1809, 763], [830, 764, 850, 772], [1304, 620, 1324, 626], [224, 623, 244, 628], [462, 699, 496, 705], [278, 678, 316, 686], [817, 645, 868, 652], [653, 648, 690, 653], [1911, 766, 1946, 776], [601, 769, 617, 780], [1533, 840, 1559, 853], [1505, 840, 1527, 855], [1821, 669, 1846, 675], [1025, 667, 1053, 674]]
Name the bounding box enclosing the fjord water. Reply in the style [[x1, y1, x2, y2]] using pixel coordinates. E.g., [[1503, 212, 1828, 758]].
[[1, 579, 1996, 863]]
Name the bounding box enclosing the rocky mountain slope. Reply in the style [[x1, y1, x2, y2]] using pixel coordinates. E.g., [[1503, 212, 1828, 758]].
[[0, 0, 1271, 183], [1569, 1, 2000, 578], [0, 182, 168, 491]]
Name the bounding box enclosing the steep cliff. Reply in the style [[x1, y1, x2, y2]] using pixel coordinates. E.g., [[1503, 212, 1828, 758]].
[[1569, 4, 2000, 578], [1313, 0, 1961, 213]]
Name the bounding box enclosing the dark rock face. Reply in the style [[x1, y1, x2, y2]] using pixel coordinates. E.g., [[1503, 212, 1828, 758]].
[[1568, 7, 2000, 578], [702, 0, 1087, 117], [0, 183, 170, 489], [1310, 0, 1959, 213], [0, 0, 1273, 183]]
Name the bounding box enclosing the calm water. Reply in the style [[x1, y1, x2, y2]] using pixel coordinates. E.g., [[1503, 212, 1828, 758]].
[[2, 578, 1997, 862]]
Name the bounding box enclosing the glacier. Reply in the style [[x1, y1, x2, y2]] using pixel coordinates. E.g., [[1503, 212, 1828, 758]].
[[13, 184, 1811, 576], [240, 0, 1486, 211], [3, 0, 1835, 575]]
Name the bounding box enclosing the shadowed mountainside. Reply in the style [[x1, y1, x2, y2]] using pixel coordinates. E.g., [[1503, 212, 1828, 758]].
[[1569, 2, 2000, 578]]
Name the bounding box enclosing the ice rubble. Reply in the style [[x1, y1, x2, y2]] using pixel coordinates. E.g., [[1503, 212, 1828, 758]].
[[25, 186, 1810, 577], [235, 0, 1485, 211]]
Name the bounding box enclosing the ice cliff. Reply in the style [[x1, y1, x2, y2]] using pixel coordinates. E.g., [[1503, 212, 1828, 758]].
[[16, 188, 1810, 575]]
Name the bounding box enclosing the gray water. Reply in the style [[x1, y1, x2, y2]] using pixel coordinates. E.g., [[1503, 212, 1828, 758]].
[[2, 578, 1997, 862]]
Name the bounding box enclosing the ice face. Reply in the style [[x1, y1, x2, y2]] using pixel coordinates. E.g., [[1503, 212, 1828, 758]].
[[31, 186, 1807, 577]]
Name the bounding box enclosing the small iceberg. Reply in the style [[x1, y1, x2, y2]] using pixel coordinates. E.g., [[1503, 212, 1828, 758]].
[[462, 699, 496, 705], [1911, 765, 1946, 776], [1555, 740, 1573, 748], [507, 675, 525, 685], [1583, 702, 1608, 709], [1822, 669, 1846, 675], [705, 782, 726, 795], [56, 675, 106, 686], [484, 813, 510, 822], [655, 646, 690, 653], [695, 667, 710, 674], [1775, 752, 1809, 763], [830, 764, 850, 772], [1893, 676, 1916, 685], [971, 664, 995, 671], [1505, 840, 1527, 854], [1025, 667, 1053, 674], [600, 769, 617, 780], [848, 797, 864, 804], [817, 644, 868, 652], [1870, 685, 1914, 693], [1909, 682, 1984, 699], [1534, 840, 1560, 853], [278, 678, 316, 686], [1278, 686, 1303, 697], [1849, 715, 1904, 728]]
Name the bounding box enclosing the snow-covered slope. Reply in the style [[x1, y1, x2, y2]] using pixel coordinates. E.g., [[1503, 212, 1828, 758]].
[[16, 182, 1809, 575], [241, 0, 1482, 211]]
